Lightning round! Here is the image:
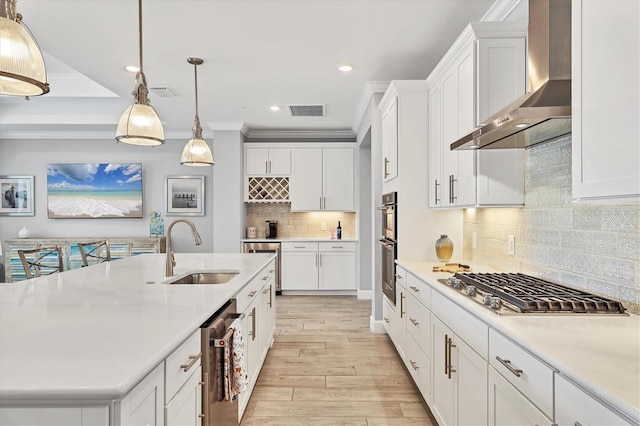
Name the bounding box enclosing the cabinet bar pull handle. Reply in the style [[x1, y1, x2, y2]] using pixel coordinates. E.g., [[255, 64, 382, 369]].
[[323, 196, 326, 210], [263, 288, 269, 294], [202, 372, 209, 422], [435, 179, 440, 204], [400, 292, 405, 318], [249, 307, 256, 341], [294, 246, 306, 248], [269, 284, 272, 308], [331, 246, 343, 249], [180, 352, 202, 372], [320, 197, 323, 209], [574, 423, 582, 426], [409, 318, 419, 326], [384, 157, 389, 178], [409, 285, 419, 292], [495, 356, 523, 377], [395, 274, 402, 279], [248, 291, 257, 298], [262, 276, 269, 280], [315, 253, 318, 266], [383, 317, 390, 323], [319, 253, 322, 266], [409, 360, 419, 370], [444, 334, 449, 375]]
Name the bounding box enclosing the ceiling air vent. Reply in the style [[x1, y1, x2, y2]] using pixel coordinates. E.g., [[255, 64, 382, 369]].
[[149, 87, 177, 98], [288, 104, 325, 117]]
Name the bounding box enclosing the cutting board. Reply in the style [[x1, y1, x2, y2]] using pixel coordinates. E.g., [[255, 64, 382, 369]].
[[432, 263, 471, 273]]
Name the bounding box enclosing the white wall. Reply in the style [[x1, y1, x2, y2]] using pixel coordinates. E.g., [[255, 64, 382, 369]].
[[0, 138, 214, 254], [211, 130, 245, 252]]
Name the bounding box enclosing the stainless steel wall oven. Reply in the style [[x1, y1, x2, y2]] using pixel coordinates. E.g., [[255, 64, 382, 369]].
[[378, 192, 397, 305]]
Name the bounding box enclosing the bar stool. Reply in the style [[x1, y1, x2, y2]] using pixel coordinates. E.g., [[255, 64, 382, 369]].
[[77, 240, 111, 267], [18, 245, 64, 279]]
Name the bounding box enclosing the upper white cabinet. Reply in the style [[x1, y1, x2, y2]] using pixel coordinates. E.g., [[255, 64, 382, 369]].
[[572, 0, 640, 201], [245, 148, 291, 175], [427, 22, 527, 208], [290, 147, 354, 211], [381, 96, 399, 182]]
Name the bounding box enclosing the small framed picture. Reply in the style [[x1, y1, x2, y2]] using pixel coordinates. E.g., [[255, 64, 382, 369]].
[[0, 175, 35, 216], [165, 176, 205, 216]]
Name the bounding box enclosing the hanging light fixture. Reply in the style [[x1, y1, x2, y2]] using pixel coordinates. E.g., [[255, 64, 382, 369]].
[[0, 0, 49, 96], [180, 57, 214, 166], [115, 0, 164, 146]]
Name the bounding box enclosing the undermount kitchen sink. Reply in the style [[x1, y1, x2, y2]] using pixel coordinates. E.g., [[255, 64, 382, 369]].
[[166, 271, 239, 285]]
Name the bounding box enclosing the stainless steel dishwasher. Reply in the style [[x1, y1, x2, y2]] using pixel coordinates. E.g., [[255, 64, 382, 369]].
[[200, 299, 244, 426], [242, 241, 281, 294]]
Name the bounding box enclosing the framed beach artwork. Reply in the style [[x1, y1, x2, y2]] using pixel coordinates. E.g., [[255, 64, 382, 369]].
[[0, 175, 35, 216], [47, 163, 143, 219], [165, 176, 205, 216]]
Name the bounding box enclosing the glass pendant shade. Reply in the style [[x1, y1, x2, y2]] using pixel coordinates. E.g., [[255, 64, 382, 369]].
[[0, 4, 49, 96], [116, 102, 165, 146], [180, 137, 214, 166]]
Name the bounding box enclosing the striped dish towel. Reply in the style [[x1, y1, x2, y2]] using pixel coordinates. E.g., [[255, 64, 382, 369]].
[[224, 318, 249, 402]]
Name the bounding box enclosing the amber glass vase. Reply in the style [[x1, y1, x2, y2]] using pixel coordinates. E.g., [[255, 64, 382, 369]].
[[435, 234, 453, 262]]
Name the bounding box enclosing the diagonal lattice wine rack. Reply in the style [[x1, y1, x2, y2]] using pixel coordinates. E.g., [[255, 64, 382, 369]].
[[247, 177, 290, 202]]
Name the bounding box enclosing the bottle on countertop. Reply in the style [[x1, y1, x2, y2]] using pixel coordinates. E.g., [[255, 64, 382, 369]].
[[336, 221, 342, 239]]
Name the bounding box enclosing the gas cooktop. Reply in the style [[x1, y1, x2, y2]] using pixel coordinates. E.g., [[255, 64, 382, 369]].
[[437, 272, 626, 315]]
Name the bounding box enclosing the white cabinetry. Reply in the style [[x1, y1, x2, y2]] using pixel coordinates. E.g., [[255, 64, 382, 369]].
[[430, 290, 488, 426], [571, 0, 640, 201], [427, 22, 526, 208], [381, 95, 398, 182], [405, 273, 432, 403], [290, 148, 354, 211], [488, 366, 552, 426], [117, 362, 165, 426], [164, 329, 203, 426], [281, 242, 356, 291], [245, 147, 291, 175], [0, 407, 108, 426], [555, 374, 634, 426]]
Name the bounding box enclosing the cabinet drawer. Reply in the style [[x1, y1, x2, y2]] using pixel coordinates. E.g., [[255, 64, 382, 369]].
[[489, 328, 554, 418], [382, 296, 394, 335], [281, 242, 319, 252], [406, 294, 431, 357], [431, 290, 488, 359], [405, 272, 430, 308], [318, 241, 356, 252], [236, 274, 265, 313], [165, 330, 201, 404], [395, 265, 408, 289], [406, 333, 432, 404]]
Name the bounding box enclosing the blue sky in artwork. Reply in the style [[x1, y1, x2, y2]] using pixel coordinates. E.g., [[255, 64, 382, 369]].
[[47, 164, 142, 191]]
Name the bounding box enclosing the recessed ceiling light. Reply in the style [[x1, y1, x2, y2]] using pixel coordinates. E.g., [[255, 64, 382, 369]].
[[270, 105, 280, 111], [338, 64, 353, 72], [125, 65, 140, 73]]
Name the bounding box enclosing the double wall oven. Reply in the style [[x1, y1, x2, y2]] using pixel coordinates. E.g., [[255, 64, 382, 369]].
[[378, 192, 397, 305]]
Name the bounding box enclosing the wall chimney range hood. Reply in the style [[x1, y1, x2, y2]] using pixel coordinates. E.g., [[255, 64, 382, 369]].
[[451, 0, 571, 150]]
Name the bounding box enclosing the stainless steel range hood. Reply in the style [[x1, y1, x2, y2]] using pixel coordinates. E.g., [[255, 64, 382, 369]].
[[452, 0, 571, 150]]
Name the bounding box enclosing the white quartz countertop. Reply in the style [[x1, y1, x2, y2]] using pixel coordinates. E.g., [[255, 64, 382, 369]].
[[241, 238, 358, 242], [397, 259, 640, 423], [0, 252, 275, 402]]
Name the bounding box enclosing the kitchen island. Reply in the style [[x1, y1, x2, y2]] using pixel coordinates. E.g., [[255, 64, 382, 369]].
[[0, 252, 276, 424]]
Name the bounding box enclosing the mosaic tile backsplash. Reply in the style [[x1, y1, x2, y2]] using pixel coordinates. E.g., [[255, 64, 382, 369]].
[[246, 203, 356, 239], [463, 135, 640, 314]]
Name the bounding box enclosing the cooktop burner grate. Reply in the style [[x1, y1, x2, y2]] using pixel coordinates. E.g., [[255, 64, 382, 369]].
[[453, 272, 626, 314]]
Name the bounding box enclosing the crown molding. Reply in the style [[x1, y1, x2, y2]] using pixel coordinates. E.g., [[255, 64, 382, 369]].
[[244, 129, 356, 141], [482, 0, 524, 22], [206, 121, 248, 135], [0, 130, 196, 140], [351, 81, 390, 133]]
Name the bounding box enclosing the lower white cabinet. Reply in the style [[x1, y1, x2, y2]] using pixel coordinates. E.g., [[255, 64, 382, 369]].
[[554, 374, 634, 426], [431, 314, 488, 426], [281, 242, 356, 291], [117, 362, 165, 426], [488, 366, 552, 426], [165, 365, 202, 426], [0, 407, 108, 426]]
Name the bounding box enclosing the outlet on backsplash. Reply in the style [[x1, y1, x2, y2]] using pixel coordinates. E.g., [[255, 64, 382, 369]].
[[245, 203, 356, 239]]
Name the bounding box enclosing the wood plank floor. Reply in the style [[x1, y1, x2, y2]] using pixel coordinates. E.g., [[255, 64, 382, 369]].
[[240, 295, 438, 426]]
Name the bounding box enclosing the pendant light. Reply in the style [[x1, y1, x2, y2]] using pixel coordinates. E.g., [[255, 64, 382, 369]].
[[115, 0, 164, 146], [180, 57, 214, 166], [0, 0, 49, 96]]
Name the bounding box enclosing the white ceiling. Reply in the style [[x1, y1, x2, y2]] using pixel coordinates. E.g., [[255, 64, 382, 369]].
[[0, 0, 507, 141]]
